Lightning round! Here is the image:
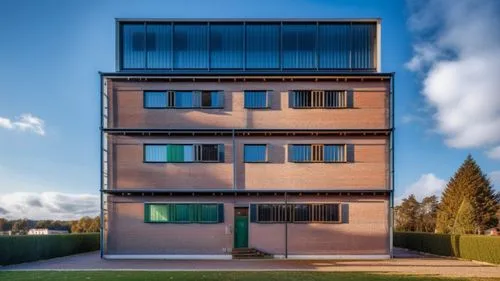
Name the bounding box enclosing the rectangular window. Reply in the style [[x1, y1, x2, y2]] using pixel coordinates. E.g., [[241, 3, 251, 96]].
[[289, 144, 346, 163], [144, 144, 224, 163], [210, 24, 244, 69], [290, 90, 348, 108], [244, 91, 269, 109], [173, 24, 208, 69], [122, 24, 146, 69], [282, 24, 317, 69], [144, 91, 223, 109], [246, 24, 280, 69], [145, 203, 223, 223], [144, 91, 167, 108], [254, 204, 340, 223], [244, 144, 267, 163]]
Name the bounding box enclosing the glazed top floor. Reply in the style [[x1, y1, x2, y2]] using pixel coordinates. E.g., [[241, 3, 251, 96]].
[[116, 19, 381, 72]]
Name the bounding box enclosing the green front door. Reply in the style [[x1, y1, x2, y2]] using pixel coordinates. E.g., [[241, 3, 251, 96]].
[[234, 208, 249, 248]]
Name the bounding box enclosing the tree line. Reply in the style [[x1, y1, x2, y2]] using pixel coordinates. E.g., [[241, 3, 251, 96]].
[[0, 216, 100, 235], [395, 155, 499, 234]]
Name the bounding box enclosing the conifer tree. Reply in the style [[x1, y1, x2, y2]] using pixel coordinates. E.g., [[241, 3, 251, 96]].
[[453, 198, 476, 234], [436, 154, 499, 233]]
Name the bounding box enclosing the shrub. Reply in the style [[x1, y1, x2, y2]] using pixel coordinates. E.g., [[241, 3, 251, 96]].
[[0, 233, 99, 266], [394, 232, 500, 264]]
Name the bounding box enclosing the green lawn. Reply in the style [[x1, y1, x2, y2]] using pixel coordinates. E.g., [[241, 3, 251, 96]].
[[0, 272, 497, 281]]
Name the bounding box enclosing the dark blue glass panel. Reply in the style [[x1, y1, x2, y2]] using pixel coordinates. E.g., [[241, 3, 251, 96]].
[[318, 24, 350, 69], [144, 91, 166, 108], [291, 145, 311, 162], [324, 145, 345, 162], [122, 24, 145, 69], [210, 24, 243, 69], [175, 91, 194, 108], [244, 145, 267, 162], [246, 24, 280, 69], [351, 23, 375, 69], [146, 24, 172, 68], [244, 91, 268, 108], [174, 24, 208, 69], [282, 24, 316, 69]]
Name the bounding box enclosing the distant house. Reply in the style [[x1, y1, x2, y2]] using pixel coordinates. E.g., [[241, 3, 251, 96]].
[[485, 227, 499, 236], [0, 230, 12, 236], [27, 228, 68, 235]]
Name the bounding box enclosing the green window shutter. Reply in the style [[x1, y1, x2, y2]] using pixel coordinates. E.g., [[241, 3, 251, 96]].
[[218, 204, 224, 223], [341, 203, 349, 223], [288, 91, 295, 108], [144, 204, 151, 223], [250, 204, 257, 222], [218, 144, 225, 162], [167, 144, 185, 162], [346, 90, 354, 108], [346, 144, 355, 163]]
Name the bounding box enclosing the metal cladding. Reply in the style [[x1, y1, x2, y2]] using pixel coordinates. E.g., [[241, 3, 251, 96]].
[[118, 20, 377, 71]]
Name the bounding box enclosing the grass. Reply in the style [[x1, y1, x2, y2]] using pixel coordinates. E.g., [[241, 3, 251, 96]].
[[0, 272, 498, 281]]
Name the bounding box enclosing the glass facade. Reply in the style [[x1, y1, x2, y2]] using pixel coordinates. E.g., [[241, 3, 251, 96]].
[[119, 21, 377, 71]]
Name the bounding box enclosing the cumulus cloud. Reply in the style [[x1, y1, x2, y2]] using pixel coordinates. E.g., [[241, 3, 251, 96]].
[[0, 113, 45, 135], [406, 0, 500, 151], [486, 146, 500, 160], [490, 171, 500, 190], [396, 173, 447, 204], [0, 192, 99, 220]]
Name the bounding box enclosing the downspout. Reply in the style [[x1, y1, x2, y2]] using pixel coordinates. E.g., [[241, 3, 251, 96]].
[[285, 191, 288, 259], [99, 74, 104, 259], [389, 73, 395, 258], [232, 129, 236, 190]]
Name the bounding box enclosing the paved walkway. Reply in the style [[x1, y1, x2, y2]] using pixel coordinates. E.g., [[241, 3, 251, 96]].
[[1, 248, 499, 278]]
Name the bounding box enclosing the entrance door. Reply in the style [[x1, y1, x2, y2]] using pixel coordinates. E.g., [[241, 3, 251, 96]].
[[234, 207, 248, 248]]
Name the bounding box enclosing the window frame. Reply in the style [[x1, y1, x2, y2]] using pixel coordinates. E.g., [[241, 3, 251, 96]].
[[243, 90, 271, 109], [144, 203, 223, 224], [143, 144, 224, 163], [290, 90, 348, 109], [143, 90, 224, 109], [254, 203, 342, 224], [243, 144, 268, 163], [289, 144, 347, 163]]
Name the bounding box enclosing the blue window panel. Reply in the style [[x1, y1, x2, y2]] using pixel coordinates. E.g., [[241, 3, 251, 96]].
[[122, 24, 145, 69], [282, 24, 316, 69], [210, 24, 243, 69], [351, 23, 375, 69], [246, 24, 280, 69], [144, 91, 166, 108], [318, 24, 350, 69], [290, 145, 311, 162], [173, 24, 208, 69], [244, 91, 268, 108], [146, 24, 172, 69], [244, 144, 267, 162], [324, 145, 345, 162], [210, 91, 224, 108], [144, 145, 167, 162], [183, 145, 194, 162], [175, 91, 194, 108]]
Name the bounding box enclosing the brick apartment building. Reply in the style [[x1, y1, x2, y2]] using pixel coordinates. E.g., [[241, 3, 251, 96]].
[[100, 19, 394, 259]]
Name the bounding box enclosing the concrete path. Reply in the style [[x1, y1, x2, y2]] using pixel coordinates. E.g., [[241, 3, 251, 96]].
[[1, 248, 499, 278]]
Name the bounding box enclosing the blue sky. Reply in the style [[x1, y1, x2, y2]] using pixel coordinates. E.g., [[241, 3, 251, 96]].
[[0, 0, 499, 219]]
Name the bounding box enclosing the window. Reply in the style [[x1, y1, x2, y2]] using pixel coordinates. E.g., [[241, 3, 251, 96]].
[[246, 24, 280, 69], [289, 144, 348, 163], [289, 90, 350, 108], [173, 24, 208, 69], [144, 203, 224, 223], [244, 91, 269, 109], [282, 24, 316, 69], [143, 91, 224, 109], [251, 204, 342, 223], [244, 144, 267, 163], [144, 144, 224, 163], [210, 24, 244, 69], [144, 91, 167, 108]]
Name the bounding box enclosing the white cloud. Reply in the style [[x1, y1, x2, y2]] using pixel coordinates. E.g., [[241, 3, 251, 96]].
[[0, 113, 45, 135], [406, 0, 500, 150], [486, 146, 500, 160], [396, 173, 447, 204], [0, 192, 99, 220], [490, 171, 500, 190]]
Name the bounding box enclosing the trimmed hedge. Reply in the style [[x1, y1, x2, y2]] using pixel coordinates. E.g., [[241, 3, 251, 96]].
[[0, 233, 99, 266], [394, 232, 500, 264]]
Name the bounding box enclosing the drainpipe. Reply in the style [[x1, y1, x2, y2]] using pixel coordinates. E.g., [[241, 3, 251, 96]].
[[285, 191, 288, 259], [232, 129, 236, 190]]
